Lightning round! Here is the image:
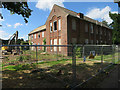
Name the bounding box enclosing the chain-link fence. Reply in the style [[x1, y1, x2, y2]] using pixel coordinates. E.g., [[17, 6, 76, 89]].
[[1, 44, 119, 88]]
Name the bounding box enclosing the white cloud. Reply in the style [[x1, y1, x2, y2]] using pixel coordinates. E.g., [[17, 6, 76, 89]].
[[6, 24, 12, 27], [25, 23, 28, 26], [0, 30, 10, 40], [14, 23, 23, 28], [86, 6, 118, 24], [36, 0, 65, 11], [19, 35, 28, 40], [0, 18, 4, 22]]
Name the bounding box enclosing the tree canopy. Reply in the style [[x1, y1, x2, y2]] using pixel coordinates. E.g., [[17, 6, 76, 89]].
[[109, 12, 120, 44], [2, 2, 32, 23]]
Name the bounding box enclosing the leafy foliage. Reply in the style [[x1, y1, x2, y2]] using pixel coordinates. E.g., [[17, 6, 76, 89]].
[[2, 2, 32, 23], [109, 12, 120, 44], [76, 47, 82, 58]]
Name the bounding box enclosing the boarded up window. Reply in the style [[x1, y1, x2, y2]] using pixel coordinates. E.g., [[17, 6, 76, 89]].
[[72, 38, 77, 44], [72, 19, 76, 30], [85, 23, 88, 32]]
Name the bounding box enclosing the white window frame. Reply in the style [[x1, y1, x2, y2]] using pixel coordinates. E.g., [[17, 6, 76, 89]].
[[50, 39, 52, 51], [50, 22, 52, 32], [34, 34, 36, 39], [42, 32, 44, 37], [72, 18, 76, 30], [59, 39, 61, 51], [54, 39, 57, 51], [58, 19, 61, 30]]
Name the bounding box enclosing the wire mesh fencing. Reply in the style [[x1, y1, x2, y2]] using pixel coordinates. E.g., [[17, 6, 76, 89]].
[[1, 44, 119, 88]]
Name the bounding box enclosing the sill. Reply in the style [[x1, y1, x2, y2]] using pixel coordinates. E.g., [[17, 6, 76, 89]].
[[53, 30, 57, 32]]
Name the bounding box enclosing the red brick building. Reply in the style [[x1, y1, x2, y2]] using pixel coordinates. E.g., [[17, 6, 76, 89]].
[[28, 4, 112, 56]]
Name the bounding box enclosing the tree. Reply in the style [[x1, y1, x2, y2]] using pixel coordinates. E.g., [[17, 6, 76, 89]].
[[2, 2, 32, 23], [109, 12, 120, 44], [102, 20, 109, 27]]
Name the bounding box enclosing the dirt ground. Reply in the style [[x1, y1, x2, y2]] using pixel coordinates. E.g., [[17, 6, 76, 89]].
[[96, 65, 120, 88]]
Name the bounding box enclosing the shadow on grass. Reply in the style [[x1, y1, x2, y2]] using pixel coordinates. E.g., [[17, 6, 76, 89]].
[[2, 61, 112, 88]]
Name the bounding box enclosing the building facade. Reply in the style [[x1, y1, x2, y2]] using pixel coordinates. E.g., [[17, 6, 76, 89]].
[[28, 4, 112, 56]]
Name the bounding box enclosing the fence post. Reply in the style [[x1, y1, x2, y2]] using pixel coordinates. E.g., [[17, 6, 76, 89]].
[[56, 46, 58, 61], [82, 45, 85, 58], [112, 45, 115, 64], [101, 45, 103, 71], [72, 44, 77, 88], [101, 45, 103, 64], [118, 45, 120, 88], [35, 46, 38, 62]]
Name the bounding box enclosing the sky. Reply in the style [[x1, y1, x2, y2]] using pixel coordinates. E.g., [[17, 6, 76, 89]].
[[0, 0, 118, 41]]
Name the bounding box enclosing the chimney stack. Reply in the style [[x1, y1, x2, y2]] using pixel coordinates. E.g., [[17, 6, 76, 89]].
[[77, 13, 84, 19]]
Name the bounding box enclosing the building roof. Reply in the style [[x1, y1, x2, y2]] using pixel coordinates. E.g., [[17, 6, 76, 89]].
[[54, 4, 111, 29], [28, 25, 46, 35], [29, 4, 111, 35]]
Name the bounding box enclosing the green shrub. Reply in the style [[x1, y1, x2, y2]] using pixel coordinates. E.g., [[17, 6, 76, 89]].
[[4, 56, 9, 61], [16, 56, 24, 62], [76, 47, 82, 58], [24, 55, 31, 60]]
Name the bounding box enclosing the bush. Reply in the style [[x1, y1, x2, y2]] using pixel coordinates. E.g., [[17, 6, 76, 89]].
[[76, 47, 82, 58], [16, 55, 31, 62], [16, 56, 24, 62]]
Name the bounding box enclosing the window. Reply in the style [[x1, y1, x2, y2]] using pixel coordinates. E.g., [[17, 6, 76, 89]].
[[31, 34, 33, 40], [50, 22, 52, 32], [38, 43, 40, 50], [109, 32, 111, 40], [91, 40, 93, 44], [54, 39, 57, 51], [91, 24, 93, 33], [53, 21, 57, 31], [96, 27, 98, 34], [50, 39, 52, 51], [100, 28, 102, 35], [72, 18, 76, 30], [72, 38, 77, 44], [97, 40, 99, 44], [59, 39, 61, 51], [29, 36, 31, 40], [85, 23, 88, 32], [38, 33, 40, 38], [105, 41, 106, 44], [42, 32, 44, 37], [85, 39, 89, 44], [34, 34, 36, 39], [58, 19, 61, 30]]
